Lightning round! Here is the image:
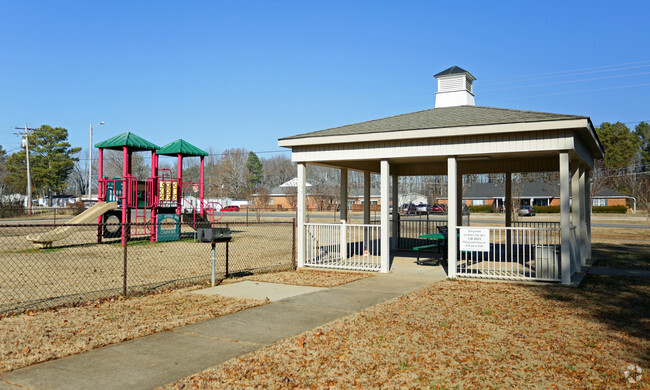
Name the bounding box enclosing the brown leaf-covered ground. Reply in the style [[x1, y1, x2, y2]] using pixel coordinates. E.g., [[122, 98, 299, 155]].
[[162, 240, 650, 389], [222, 268, 374, 288], [165, 274, 649, 389], [0, 270, 371, 374]]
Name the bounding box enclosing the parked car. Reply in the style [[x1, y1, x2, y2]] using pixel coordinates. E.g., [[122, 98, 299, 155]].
[[222, 205, 240, 212], [401, 204, 417, 214], [518, 205, 535, 216], [430, 204, 446, 214], [415, 203, 430, 214]]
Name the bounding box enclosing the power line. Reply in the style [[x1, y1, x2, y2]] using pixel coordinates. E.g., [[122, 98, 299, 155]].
[[481, 71, 650, 93], [484, 82, 650, 102], [355, 59, 650, 104], [480, 60, 650, 84]]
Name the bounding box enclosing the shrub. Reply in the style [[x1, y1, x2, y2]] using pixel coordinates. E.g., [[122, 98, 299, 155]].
[[592, 205, 628, 214], [0, 199, 26, 218], [469, 205, 493, 213], [534, 206, 561, 214], [68, 199, 87, 215]]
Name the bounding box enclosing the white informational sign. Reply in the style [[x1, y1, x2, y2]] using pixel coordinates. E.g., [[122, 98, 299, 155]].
[[460, 228, 490, 252]]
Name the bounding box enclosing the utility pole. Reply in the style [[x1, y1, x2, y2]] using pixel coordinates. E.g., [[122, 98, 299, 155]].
[[14, 124, 37, 215], [88, 121, 105, 201]]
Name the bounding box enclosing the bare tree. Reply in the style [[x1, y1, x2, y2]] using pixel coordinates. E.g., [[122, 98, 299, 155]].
[[67, 149, 87, 196], [253, 186, 271, 222], [284, 186, 298, 211], [262, 154, 295, 189], [102, 150, 151, 179], [214, 148, 249, 199]]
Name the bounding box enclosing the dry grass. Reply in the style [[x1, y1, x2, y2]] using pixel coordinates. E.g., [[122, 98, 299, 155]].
[[222, 268, 374, 288], [0, 269, 371, 375], [0, 287, 264, 374], [160, 236, 650, 389], [164, 275, 649, 389]]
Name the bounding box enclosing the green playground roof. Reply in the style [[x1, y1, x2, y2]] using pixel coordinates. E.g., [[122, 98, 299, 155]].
[[156, 139, 208, 157], [95, 132, 160, 151]]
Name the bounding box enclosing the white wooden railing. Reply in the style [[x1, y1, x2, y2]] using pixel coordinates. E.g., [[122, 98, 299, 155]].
[[455, 226, 561, 282], [304, 222, 381, 271], [512, 221, 560, 229]]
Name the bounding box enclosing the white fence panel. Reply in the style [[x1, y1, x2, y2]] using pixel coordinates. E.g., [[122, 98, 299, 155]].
[[456, 226, 561, 282], [304, 222, 381, 271]]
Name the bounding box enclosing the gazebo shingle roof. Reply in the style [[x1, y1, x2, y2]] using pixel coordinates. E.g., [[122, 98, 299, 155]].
[[279, 105, 587, 140]]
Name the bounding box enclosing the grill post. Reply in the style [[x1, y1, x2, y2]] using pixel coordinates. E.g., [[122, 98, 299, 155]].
[[211, 242, 216, 286]]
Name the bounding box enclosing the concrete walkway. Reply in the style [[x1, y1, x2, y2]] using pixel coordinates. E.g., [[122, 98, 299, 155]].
[[0, 257, 447, 390]]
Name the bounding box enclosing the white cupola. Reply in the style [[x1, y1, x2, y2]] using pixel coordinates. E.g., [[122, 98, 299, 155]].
[[434, 66, 476, 108]]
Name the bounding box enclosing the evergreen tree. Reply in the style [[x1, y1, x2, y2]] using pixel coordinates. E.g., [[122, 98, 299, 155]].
[[5, 125, 80, 196], [246, 151, 264, 188], [635, 121, 650, 166], [596, 122, 642, 169], [0, 145, 6, 196]]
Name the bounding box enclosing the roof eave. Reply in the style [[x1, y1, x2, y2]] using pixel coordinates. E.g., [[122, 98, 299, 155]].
[[279, 118, 593, 148]]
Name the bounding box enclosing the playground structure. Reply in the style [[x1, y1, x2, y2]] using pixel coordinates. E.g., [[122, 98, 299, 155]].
[[27, 132, 221, 247], [26, 202, 118, 248]]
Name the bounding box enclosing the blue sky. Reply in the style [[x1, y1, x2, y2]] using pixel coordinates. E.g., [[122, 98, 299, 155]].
[[1, 1, 649, 161]]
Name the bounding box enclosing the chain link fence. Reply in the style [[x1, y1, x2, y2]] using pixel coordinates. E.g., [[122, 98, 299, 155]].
[[0, 221, 295, 315]]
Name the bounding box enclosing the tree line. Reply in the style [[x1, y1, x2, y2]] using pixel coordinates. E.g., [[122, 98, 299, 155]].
[[0, 121, 648, 213]]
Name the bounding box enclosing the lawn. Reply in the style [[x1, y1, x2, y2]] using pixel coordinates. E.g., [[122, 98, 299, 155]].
[[162, 240, 650, 389], [0, 269, 372, 374]]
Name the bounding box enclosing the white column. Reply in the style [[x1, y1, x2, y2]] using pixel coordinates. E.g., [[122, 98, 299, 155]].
[[584, 168, 592, 260], [391, 174, 399, 249], [447, 157, 458, 278], [297, 163, 306, 268], [578, 164, 587, 267], [505, 172, 512, 258], [571, 161, 580, 274], [380, 160, 390, 273], [560, 152, 571, 285], [363, 171, 370, 225], [340, 168, 348, 222]]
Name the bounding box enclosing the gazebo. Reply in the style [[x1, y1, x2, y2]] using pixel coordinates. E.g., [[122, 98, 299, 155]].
[[278, 66, 604, 285]]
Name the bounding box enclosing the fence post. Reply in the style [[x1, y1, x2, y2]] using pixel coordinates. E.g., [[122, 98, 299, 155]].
[[292, 218, 296, 270], [225, 222, 230, 278], [426, 212, 430, 235], [396, 212, 401, 249], [340, 219, 347, 260], [123, 222, 128, 296]]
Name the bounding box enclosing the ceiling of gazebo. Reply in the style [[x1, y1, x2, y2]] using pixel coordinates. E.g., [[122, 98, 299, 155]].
[[304, 149, 565, 176]]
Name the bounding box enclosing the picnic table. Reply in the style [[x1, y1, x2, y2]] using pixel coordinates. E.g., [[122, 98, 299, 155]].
[[414, 232, 447, 265]]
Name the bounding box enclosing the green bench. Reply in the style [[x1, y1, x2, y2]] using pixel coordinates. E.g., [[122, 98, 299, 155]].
[[414, 243, 441, 265]]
